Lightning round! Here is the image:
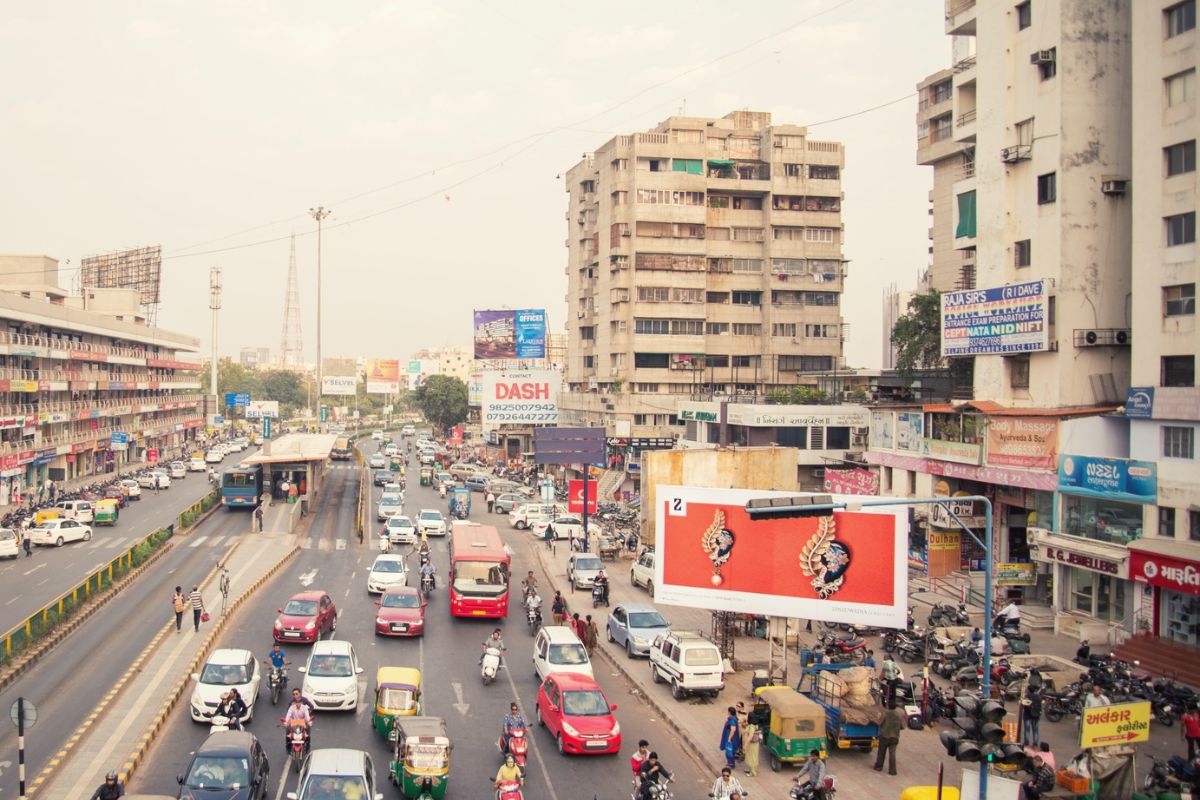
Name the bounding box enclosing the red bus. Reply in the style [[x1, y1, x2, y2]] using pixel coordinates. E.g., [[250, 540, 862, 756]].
[[449, 523, 511, 618]]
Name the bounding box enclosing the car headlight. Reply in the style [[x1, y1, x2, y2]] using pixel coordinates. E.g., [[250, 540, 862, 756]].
[[561, 721, 579, 737], [632, 636, 647, 645], [611, 720, 620, 736], [274, 620, 283, 629], [305, 620, 316, 630], [376, 617, 386, 625]]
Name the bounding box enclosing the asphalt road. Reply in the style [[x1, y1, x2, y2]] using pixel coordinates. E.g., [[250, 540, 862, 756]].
[[131, 435, 704, 800], [0, 450, 244, 632]]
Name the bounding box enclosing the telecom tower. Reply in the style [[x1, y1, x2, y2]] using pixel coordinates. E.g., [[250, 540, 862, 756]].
[[279, 234, 304, 368]]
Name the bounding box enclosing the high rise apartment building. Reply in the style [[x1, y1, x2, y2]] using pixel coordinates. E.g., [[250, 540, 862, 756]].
[[561, 111, 846, 437]]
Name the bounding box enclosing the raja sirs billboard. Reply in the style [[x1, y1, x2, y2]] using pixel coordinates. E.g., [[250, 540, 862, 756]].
[[654, 486, 908, 628], [473, 309, 547, 359], [941, 279, 1048, 357]]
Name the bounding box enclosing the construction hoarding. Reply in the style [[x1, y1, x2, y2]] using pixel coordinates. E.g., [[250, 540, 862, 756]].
[[365, 359, 401, 394], [481, 369, 559, 429], [654, 486, 908, 628]]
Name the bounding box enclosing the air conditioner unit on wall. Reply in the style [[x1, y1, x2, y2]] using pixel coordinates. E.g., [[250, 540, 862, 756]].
[[1100, 178, 1128, 195], [1073, 328, 1131, 347], [1030, 50, 1055, 65]]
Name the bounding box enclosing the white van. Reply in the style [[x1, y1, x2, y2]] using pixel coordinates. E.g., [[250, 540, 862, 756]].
[[532, 625, 594, 683], [648, 630, 725, 700], [510, 502, 569, 530], [55, 500, 95, 523]]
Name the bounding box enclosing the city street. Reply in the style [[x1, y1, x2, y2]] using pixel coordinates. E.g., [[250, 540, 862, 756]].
[[130, 436, 704, 799]]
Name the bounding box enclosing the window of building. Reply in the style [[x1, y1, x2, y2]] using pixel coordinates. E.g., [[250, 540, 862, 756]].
[[804, 291, 840, 307], [809, 165, 840, 180], [611, 353, 626, 369], [732, 291, 762, 306], [635, 189, 705, 205], [1166, 1, 1196, 37], [1164, 283, 1196, 316], [611, 158, 628, 171], [805, 324, 840, 338], [772, 258, 807, 274], [732, 323, 762, 336], [634, 352, 669, 369], [580, 326, 594, 341], [1166, 212, 1196, 245], [1015, 117, 1035, 147], [611, 191, 627, 206], [774, 195, 804, 211], [779, 355, 835, 371], [1159, 507, 1178, 537], [636, 253, 706, 271], [772, 323, 798, 337], [776, 427, 808, 449], [611, 320, 628, 334], [805, 227, 839, 243], [707, 355, 729, 367], [732, 196, 763, 210], [636, 221, 705, 239], [1036, 47, 1057, 80], [784, 163, 803, 178], [707, 226, 731, 240], [917, 120, 929, 140], [931, 80, 952, 104], [1162, 355, 1195, 387], [634, 383, 660, 393], [634, 318, 670, 335], [670, 319, 704, 335], [708, 194, 730, 209], [1166, 69, 1196, 107], [1166, 140, 1196, 176], [637, 287, 670, 302], [956, 191, 977, 238], [1191, 510, 1200, 541], [1163, 426, 1196, 458], [705, 322, 729, 335], [932, 114, 953, 142], [673, 288, 704, 303], [731, 227, 765, 242], [732, 259, 762, 273], [1015, 239, 1032, 267], [773, 226, 805, 241], [706, 292, 729, 304], [672, 158, 703, 174], [1009, 355, 1031, 389], [826, 427, 851, 450], [1037, 172, 1057, 204], [731, 355, 760, 368], [583, 355, 594, 369], [1017, 1, 1032, 29]]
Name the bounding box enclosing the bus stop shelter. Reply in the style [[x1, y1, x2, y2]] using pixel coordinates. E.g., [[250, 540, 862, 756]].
[[242, 433, 335, 513]]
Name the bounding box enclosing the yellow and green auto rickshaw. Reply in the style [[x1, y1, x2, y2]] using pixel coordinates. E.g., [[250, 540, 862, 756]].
[[750, 686, 828, 772], [373, 667, 422, 738], [419, 467, 434, 487], [93, 498, 120, 526], [388, 716, 451, 800], [33, 508, 61, 526]]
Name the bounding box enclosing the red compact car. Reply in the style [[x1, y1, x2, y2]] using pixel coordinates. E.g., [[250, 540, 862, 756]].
[[102, 486, 128, 508], [273, 591, 337, 643], [535, 672, 621, 755], [374, 586, 427, 637]]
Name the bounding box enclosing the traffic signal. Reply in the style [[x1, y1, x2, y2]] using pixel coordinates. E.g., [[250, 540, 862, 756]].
[[940, 693, 1010, 763]]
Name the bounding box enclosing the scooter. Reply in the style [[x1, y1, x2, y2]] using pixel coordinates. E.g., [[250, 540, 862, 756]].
[[928, 603, 970, 628], [496, 779, 524, 800], [481, 646, 503, 685], [209, 713, 233, 733], [498, 727, 529, 770], [592, 581, 609, 608]]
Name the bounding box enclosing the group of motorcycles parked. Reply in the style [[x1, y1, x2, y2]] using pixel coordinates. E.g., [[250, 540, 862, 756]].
[[0, 463, 178, 531]]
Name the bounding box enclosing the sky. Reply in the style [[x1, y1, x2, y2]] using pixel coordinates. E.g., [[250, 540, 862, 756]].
[[1, 0, 950, 368]]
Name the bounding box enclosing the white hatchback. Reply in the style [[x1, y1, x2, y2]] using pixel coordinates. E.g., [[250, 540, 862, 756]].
[[30, 519, 92, 547], [376, 495, 403, 522], [168, 461, 187, 479], [189, 648, 260, 722], [300, 640, 363, 711], [366, 554, 409, 594], [0, 528, 19, 558], [384, 516, 417, 545]]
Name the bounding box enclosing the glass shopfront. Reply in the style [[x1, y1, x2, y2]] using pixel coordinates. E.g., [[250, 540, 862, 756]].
[[1062, 495, 1144, 544], [1066, 567, 1128, 623]]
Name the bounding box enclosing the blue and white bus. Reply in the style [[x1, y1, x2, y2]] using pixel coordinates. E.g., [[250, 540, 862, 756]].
[[221, 464, 263, 508]]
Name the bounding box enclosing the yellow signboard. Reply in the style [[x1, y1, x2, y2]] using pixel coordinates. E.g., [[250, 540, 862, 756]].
[[996, 563, 1038, 586], [1080, 701, 1150, 748]]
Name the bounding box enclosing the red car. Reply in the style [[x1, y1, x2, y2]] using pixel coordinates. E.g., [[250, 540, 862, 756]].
[[273, 590, 337, 643], [103, 486, 128, 508], [535, 672, 621, 755], [373, 586, 427, 637]]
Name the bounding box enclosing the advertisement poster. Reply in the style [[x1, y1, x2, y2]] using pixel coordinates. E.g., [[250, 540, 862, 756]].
[[245, 400, 279, 419], [654, 486, 908, 628], [514, 309, 547, 358], [321, 376, 357, 396], [986, 416, 1058, 469], [407, 359, 440, 390], [568, 479, 599, 514], [941, 279, 1048, 357], [474, 309, 547, 359], [823, 468, 880, 496], [481, 369, 559, 429], [1058, 455, 1157, 504], [896, 412, 923, 452], [365, 359, 401, 394]]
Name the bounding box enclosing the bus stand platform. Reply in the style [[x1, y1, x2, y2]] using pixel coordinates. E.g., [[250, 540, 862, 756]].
[[241, 433, 336, 512]]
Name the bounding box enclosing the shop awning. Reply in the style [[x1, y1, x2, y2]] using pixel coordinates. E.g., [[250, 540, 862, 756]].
[[1128, 538, 1200, 596], [1029, 530, 1130, 578], [707, 159, 735, 167]]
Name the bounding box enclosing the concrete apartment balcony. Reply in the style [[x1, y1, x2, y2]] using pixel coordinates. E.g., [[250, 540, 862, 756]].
[[705, 207, 766, 229], [945, 0, 976, 36], [954, 107, 977, 143]]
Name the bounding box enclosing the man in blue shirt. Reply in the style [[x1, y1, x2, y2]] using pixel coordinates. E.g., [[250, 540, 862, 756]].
[[265, 643, 289, 681]]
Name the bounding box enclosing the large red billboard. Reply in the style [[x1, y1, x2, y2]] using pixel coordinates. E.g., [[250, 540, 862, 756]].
[[654, 486, 908, 628]]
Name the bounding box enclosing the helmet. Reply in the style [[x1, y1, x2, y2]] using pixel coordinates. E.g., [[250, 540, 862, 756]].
[[106, 771, 118, 781]]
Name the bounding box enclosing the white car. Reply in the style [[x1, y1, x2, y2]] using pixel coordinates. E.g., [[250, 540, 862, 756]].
[[383, 443, 399, 457], [417, 509, 446, 537], [120, 479, 142, 500], [0, 528, 19, 558], [567, 553, 605, 590], [383, 482, 403, 495], [168, 461, 187, 479], [371, 430, 384, 440], [205, 449, 224, 464], [376, 495, 403, 522], [29, 519, 92, 547], [300, 640, 363, 711], [368, 454, 387, 469], [631, 549, 656, 596], [189, 457, 207, 472], [510, 502, 569, 530], [530, 515, 583, 542], [189, 648, 260, 722], [401, 425, 415, 436], [366, 554, 409, 593], [532, 625, 594, 683], [151, 470, 172, 488], [384, 516, 417, 545]]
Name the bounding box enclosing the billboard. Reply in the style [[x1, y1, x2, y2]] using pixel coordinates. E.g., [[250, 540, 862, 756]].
[[473, 309, 547, 359], [322, 376, 357, 396], [245, 400, 279, 419], [481, 369, 559, 428], [80, 245, 163, 307], [568, 479, 599, 514], [985, 416, 1058, 469], [406, 359, 440, 390], [654, 486, 908, 628], [941, 279, 1048, 357], [366, 359, 401, 394], [823, 468, 879, 496], [467, 370, 483, 406], [1058, 455, 1157, 504]]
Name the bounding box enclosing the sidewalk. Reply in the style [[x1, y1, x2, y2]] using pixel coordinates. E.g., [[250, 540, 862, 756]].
[[32, 531, 299, 798], [521, 526, 1133, 800]]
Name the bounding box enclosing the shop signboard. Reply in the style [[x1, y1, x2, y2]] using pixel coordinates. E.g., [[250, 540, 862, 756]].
[[1129, 548, 1200, 596], [727, 406, 868, 428], [481, 369, 559, 428], [986, 416, 1058, 469], [920, 438, 983, 465], [941, 279, 1048, 357], [1124, 387, 1154, 419], [896, 412, 923, 452], [1058, 455, 1157, 505], [995, 563, 1038, 586], [1029, 529, 1129, 578], [930, 500, 985, 529], [1080, 701, 1150, 749], [654, 486, 908, 628], [110, 432, 129, 452], [928, 530, 961, 552], [823, 468, 880, 496], [365, 359, 401, 394], [679, 403, 719, 422]]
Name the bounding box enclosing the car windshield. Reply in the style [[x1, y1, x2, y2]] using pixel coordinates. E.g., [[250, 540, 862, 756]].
[[372, 560, 405, 574], [628, 612, 668, 629], [303, 776, 367, 799], [184, 755, 250, 789], [200, 662, 250, 685], [685, 647, 721, 666], [549, 643, 589, 665], [308, 654, 353, 677], [404, 743, 446, 771], [452, 560, 509, 597], [574, 557, 602, 571], [283, 599, 318, 616], [381, 593, 420, 609], [562, 689, 610, 717], [420, 511, 443, 522], [379, 687, 416, 711], [389, 518, 413, 529], [380, 497, 401, 507]]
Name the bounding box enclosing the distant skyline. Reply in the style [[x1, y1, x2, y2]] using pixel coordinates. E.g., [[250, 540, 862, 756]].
[[2, 0, 949, 368]]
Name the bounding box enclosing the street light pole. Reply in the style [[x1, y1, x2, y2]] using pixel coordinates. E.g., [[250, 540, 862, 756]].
[[209, 266, 222, 402], [308, 206, 331, 427]]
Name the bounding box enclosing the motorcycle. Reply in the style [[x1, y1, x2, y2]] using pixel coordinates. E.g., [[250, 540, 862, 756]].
[[636, 781, 673, 800], [790, 775, 837, 800], [281, 718, 311, 773], [438, 485, 447, 499], [268, 666, 287, 705], [209, 713, 233, 733], [420, 573, 435, 598], [498, 727, 529, 770], [526, 604, 542, 633], [481, 646, 503, 685], [992, 615, 1031, 643], [496, 779, 524, 800], [1145, 755, 1194, 796], [592, 581, 609, 608], [1042, 686, 1082, 722], [928, 602, 970, 628]]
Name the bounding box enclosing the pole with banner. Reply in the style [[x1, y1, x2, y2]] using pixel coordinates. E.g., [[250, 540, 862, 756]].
[[533, 427, 606, 553], [582, 466, 590, 551]]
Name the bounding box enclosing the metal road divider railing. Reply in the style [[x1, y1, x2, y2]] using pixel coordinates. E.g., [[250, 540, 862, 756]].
[[175, 489, 220, 532]]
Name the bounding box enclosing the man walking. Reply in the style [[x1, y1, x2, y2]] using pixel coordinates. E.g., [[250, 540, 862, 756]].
[[254, 505, 265, 533], [172, 586, 187, 633], [1021, 685, 1042, 746], [486, 491, 496, 514], [873, 701, 903, 775], [189, 584, 206, 632]]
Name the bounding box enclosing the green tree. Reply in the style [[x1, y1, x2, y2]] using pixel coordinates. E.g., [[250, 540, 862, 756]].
[[891, 290, 944, 383], [767, 386, 829, 405], [201, 358, 261, 397], [259, 369, 309, 414], [413, 375, 468, 431]]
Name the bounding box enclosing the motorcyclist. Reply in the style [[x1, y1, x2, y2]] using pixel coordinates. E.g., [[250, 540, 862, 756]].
[[480, 628, 506, 666], [1074, 640, 1090, 664], [631, 739, 651, 782], [520, 571, 538, 598], [501, 702, 527, 754], [494, 753, 523, 792], [593, 569, 610, 605], [88, 771, 124, 800], [216, 690, 247, 730], [283, 694, 313, 752], [265, 643, 290, 684], [419, 559, 437, 589], [637, 752, 675, 800], [524, 591, 543, 623]]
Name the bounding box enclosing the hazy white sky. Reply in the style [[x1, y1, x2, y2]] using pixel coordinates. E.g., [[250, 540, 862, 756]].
[[1, 0, 949, 367]]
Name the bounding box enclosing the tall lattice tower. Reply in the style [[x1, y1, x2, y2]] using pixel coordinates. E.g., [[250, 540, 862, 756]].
[[279, 234, 304, 368]]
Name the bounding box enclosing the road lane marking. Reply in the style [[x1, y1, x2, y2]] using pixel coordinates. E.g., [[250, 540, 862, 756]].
[[36, 578, 47, 587], [4, 595, 19, 606], [504, 652, 561, 800], [450, 681, 469, 715], [335, 539, 346, 550], [189, 535, 209, 548], [22, 564, 45, 576], [298, 569, 318, 587]]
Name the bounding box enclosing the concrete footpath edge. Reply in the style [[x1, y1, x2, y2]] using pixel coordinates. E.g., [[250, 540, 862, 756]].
[[528, 538, 725, 779]]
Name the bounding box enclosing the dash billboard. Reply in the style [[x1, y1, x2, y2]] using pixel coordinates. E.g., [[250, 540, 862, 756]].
[[481, 369, 559, 428]]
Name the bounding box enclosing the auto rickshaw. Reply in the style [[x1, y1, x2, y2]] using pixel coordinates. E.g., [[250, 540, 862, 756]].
[[390, 456, 404, 472], [419, 467, 434, 487], [93, 498, 120, 526], [389, 715, 451, 800], [373, 667, 422, 738], [750, 686, 828, 772], [33, 508, 61, 526]]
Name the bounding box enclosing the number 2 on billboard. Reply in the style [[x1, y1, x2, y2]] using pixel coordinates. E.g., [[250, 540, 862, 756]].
[[668, 497, 687, 517]]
